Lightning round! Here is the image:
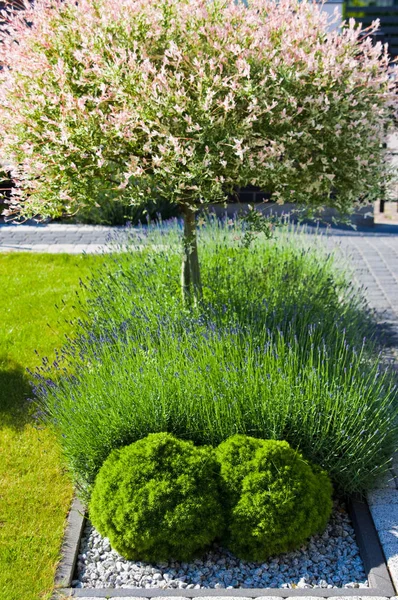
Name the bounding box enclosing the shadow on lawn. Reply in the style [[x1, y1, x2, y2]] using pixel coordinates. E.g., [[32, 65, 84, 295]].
[[0, 355, 33, 430]]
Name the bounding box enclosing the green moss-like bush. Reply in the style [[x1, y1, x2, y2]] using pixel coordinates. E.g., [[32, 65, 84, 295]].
[[89, 433, 224, 561], [217, 435, 333, 561]]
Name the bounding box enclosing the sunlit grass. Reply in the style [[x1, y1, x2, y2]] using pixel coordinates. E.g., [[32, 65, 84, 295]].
[[0, 253, 103, 600]]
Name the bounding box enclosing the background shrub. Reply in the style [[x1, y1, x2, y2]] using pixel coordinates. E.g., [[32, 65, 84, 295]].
[[89, 433, 224, 561], [71, 196, 179, 226], [35, 222, 398, 500], [216, 435, 333, 561]]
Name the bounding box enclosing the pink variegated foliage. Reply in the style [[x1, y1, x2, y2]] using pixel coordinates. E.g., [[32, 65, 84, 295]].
[[0, 0, 396, 219]]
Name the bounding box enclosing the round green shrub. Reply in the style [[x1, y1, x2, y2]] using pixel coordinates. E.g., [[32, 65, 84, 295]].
[[89, 433, 224, 561], [217, 435, 333, 561]]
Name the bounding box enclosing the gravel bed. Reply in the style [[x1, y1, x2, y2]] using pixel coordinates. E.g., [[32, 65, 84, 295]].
[[74, 502, 368, 590]]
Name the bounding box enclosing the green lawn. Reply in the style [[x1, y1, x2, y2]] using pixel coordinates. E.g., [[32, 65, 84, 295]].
[[0, 253, 103, 600]]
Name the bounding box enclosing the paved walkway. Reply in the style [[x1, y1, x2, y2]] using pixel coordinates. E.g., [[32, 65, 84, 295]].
[[319, 230, 398, 349], [2, 222, 398, 599], [0, 223, 117, 254]]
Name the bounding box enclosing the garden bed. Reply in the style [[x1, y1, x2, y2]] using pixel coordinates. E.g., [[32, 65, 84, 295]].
[[55, 497, 395, 598], [42, 223, 398, 600]]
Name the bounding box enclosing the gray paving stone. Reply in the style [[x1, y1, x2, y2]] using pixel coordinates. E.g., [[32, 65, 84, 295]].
[[368, 489, 398, 505], [326, 598, 390, 600], [284, 597, 329, 600], [386, 554, 398, 592], [369, 504, 398, 532], [185, 597, 253, 600], [57, 597, 397, 600], [381, 543, 398, 561]]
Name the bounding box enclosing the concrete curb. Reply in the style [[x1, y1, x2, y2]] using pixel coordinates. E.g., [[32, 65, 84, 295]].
[[55, 497, 86, 589], [55, 501, 396, 598], [349, 498, 395, 595], [54, 592, 398, 598]]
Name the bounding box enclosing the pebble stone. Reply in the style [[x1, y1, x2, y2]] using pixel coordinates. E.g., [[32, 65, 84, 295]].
[[75, 502, 368, 590]]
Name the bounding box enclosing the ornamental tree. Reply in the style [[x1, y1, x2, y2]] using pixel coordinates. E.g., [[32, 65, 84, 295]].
[[0, 0, 395, 303]]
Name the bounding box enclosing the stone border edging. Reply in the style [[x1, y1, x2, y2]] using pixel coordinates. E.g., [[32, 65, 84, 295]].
[[55, 496, 86, 588], [57, 589, 393, 598], [55, 499, 396, 598], [349, 498, 395, 595]]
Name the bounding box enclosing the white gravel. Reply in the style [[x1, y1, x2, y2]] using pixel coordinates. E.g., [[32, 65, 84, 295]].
[[74, 502, 368, 590]]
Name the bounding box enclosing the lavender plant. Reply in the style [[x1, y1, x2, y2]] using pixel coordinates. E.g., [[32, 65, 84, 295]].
[[0, 0, 396, 302], [34, 223, 398, 501]]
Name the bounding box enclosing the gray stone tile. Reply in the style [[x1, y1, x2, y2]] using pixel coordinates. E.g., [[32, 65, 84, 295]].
[[184, 597, 253, 600], [378, 527, 398, 546], [368, 489, 398, 505], [179, 598, 253, 600], [285, 597, 329, 600], [27, 243, 52, 251], [369, 504, 398, 532], [382, 542, 398, 561], [329, 598, 389, 600], [386, 553, 398, 592], [70, 597, 394, 600], [79, 244, 105, 254]]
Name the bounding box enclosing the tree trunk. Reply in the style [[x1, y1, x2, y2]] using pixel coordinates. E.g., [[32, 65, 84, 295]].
[[181, 205, 202, 306]]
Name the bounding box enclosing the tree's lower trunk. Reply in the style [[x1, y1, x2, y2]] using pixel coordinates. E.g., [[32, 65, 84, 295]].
[[181, 206, 202, 306]]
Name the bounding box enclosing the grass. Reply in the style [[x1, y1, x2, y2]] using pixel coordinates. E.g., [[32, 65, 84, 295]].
[[0, 252, 104, 600], [37, 220, 398, 501]]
